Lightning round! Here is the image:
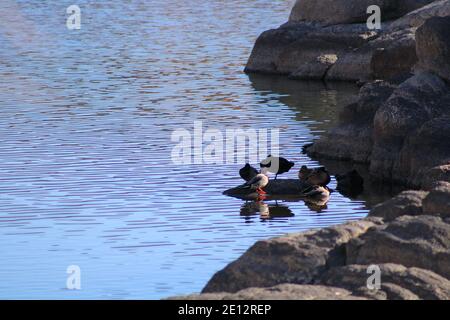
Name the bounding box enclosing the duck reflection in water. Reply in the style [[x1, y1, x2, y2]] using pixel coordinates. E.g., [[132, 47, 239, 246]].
[[240, 200, 294, 220]]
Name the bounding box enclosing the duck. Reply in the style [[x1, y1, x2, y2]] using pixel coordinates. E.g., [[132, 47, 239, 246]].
[[243, 172, 269, 195], [301, 185, 331, 202], [239, 163, 259, 182], [298, 165, 313, 181], [298, 165, 331, 186], [260, 155, 294, 179]]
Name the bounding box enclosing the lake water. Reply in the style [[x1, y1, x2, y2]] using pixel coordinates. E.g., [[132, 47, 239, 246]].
[[0, 0, 393, 299]]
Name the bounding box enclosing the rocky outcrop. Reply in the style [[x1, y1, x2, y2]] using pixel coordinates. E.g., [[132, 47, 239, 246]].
[[245, 0, 448, 81], [321, 263, 450, 300], [306, 14, 450, 188], [416, 16, 450, 81], [347, 215, 450, 278], [369, 190, 428, 221], [170, 181, 450, 300], [170, 284, 367, 300], [202, 219, 380, 293], [289, 0, 434, 25]]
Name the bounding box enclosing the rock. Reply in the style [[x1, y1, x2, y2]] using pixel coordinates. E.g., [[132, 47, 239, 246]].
[[170, 284, 367, 300], [245, 22, 378, 80], [369, 190, 428, 221], [223, 179, 309, 199], [289, 54, 337, 80], [370, 28, 417, 81], [244, 23, 315, 74], [399, 115, 450, 187], [307, 80, 396, 162], [288, 0, 434, 25], [390, 0, 450, 30], [416, 16, 450, 81], [347, 215, 450, 279], [320, 263, 450, 300], [423, 181, 450, 217], [202, 219, 381, 293], [421, 165, 450, 188], [371, 72, 450, 184]]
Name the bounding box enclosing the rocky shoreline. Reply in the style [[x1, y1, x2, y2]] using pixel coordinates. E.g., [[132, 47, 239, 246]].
[[170, 0, 450, 300]]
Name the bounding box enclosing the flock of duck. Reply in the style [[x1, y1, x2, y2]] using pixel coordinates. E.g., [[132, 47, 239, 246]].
[[237, 155, 364, 205]]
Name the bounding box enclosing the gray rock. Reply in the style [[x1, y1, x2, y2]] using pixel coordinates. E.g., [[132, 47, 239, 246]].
[[170, 284, 367, 300], [371, 72, 450, 184], [347, 215, 450, 279], [245, 22, 379, 80], [202, 219, 381, 293], [370, 28, 417, 81], [289, 0, 433, 25], [369, 190, 429, 221], [423, 181, 450, 217], [321, 263, 450, 300], [416, 16, 450, 81], [390, 0, 450, 30]]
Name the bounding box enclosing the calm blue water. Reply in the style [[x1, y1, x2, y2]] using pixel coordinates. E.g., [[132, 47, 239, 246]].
[[0, 0, 384, 299]]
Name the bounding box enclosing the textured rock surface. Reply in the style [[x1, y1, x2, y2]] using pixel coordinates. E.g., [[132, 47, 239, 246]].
[[369, 190, 428, 221], [170, 284, 367, 300], [423, 181, 450, 217], [321, 264, 450, 300], [391, 0, 450, 30], [308, 71, 450, 188], [416, 16, 450, 81], [347, 215, 450, 279], [289, 0, 434, 25], [245, 0, 448, 81], [202, 219, 380, 293]]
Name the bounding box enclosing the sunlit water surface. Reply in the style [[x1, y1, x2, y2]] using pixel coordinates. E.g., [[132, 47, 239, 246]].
[[0, 0, 394, 299]]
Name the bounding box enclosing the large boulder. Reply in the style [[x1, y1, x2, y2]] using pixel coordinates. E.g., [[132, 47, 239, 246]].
[[423, 181, 450, 217], [170, 284, 367, 300], [370, 28, 417, 80], [371, 72, 450, 184], [321, 263, 450, 300], [245, 22, 378, 80], [416, 16, 450, 81], [201, 219, 380, 293], [347, 215, 450, 279], [289, 0, 434, 25], [369, 190, 429, 221], [390, 0, 450, 30]]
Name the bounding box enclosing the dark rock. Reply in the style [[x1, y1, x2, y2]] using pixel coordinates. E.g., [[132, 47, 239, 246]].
[[416, 16, 450, 81], [371, 72, 450, 184], [336, 170, 365, 198], [423, 181, 450, 217], [370, 28, 417, 81]]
